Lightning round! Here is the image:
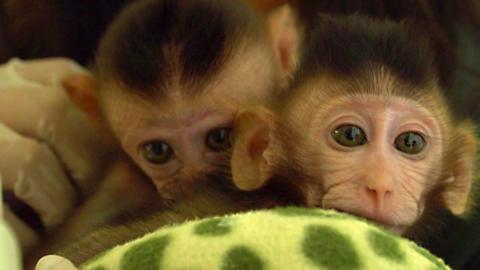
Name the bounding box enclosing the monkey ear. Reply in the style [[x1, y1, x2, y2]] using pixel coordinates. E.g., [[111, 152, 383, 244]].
[[231, 109, 274, 191], [266, 4, 301, 86], [62, 73, 104, 129], [442, 122, 478, 215]]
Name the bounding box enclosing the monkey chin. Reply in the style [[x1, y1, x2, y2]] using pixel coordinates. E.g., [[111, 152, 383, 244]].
[[325, 206, 410, 235], [384, 224, 408, 235], [360, 218, 410, 235], [359, 215, 409, 235], [365, 215, 410, 235]]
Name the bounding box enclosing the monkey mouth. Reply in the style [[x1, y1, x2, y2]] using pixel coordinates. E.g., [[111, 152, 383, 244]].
[[328, 207, 408, 234], [362, 217, 409, 234]]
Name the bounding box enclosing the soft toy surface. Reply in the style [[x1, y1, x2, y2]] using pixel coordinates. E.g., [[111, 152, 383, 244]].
[[79, 207, 449, 270]]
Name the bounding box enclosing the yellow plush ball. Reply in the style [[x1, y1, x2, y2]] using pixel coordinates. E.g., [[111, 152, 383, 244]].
[[81, 207, 450, 270]]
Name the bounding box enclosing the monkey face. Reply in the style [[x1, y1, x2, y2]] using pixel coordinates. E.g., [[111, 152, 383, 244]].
[[307, 94, 444, 233], [99, 47, 278, 195], [273, 71, 449, 233], [101, 94, 236, 196], [231, 14, 476, 239], [230, 71, 465, 235]]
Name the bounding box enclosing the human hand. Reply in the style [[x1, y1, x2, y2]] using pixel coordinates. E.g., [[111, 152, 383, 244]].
[[0, 58, 110, 252]]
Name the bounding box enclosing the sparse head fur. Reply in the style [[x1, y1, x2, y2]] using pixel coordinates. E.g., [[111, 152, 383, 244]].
[[269, 14, 452, 171], [87, 0, 295, 202], [96, 0, 269, 99], [289, 14, 439, 98]]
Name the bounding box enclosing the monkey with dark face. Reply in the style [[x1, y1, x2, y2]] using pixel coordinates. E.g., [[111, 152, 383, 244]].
[[230, 14, 477, 244]]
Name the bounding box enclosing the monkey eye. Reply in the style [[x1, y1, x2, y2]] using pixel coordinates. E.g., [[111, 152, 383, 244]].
[[206, 127, 232, 152], [141, 141, 174, 164], [331, 124, 367, 147], [394, 132, 425, 155]]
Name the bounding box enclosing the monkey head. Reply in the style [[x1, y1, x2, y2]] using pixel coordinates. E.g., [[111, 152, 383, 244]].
[[230, 15, 477, 236], [62, 0, 300, 197]]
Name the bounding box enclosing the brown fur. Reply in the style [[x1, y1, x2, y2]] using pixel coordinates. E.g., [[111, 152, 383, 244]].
[[54, 167, 301, 265], [249, 0, 480, 89], [231, 14, 478, 243], [26, 1, 300, 268]]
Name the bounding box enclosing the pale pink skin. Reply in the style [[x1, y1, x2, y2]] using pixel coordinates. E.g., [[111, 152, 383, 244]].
[[101, 47, 278, 194], [263, 67, 449, 235], [312, 95, 444, 233]]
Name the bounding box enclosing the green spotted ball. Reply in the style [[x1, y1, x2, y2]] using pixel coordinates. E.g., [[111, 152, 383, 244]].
[[80, 207, 450, 270]]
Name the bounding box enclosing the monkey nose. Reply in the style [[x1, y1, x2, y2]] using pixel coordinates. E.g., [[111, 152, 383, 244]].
[[183, 163, 205, 178], [365, 185, 393, 210]]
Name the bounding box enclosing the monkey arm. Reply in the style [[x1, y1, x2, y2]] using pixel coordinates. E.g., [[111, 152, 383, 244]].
[[24, 159, 161, 269]]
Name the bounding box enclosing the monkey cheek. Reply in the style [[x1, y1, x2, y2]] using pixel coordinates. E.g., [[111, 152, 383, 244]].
[[146, 174, 179, 198]]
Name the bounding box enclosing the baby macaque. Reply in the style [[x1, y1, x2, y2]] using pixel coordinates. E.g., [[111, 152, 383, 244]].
[[86, 0, 298, 198], [27, 0, 300, 263], [230, 14, 477, 244], [58, 0, 299, 234]]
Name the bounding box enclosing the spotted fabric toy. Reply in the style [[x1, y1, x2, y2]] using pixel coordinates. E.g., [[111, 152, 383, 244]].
[[77, 207, 449, 270]]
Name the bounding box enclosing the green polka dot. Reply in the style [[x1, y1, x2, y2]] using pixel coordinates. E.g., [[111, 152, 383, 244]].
[[120, 235, 170, 270], [194, 217, 232, 236], [410, 244, 449, 270], [302, 225, 361, 270], [89, 267, 108, 270], [367, 229, 405, 263], [274, 207, 348, 219], [221, 246, 265, 270]]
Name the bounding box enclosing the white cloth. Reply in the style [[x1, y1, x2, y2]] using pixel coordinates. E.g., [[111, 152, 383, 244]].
[[0, 175, 22, 270]]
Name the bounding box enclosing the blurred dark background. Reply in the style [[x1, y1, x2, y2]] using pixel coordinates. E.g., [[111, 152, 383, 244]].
[[0, 0, 130, 64], [1, 1, 479, 269]]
